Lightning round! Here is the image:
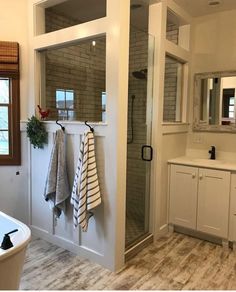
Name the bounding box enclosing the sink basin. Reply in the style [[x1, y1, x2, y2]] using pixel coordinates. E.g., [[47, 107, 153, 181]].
[[190, 158, 225, 165]]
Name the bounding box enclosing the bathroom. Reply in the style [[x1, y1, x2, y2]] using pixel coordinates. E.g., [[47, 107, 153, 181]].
[[1, 0, 236, 289]]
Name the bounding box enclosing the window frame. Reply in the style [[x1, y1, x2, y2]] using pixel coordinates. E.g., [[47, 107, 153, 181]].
[[56, 88, 75, 120], [0, 74, 20, 165], [162, 5, 191, 127], [163, 54, 185, 123]]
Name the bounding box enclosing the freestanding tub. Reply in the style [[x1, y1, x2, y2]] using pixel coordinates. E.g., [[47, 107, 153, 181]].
[[0, 211, 31, 290]]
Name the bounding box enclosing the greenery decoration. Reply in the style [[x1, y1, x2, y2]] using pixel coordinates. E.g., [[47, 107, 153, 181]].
[[26, 115, 47, 149]]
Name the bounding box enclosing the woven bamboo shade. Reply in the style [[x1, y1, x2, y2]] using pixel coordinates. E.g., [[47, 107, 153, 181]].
[[0, 41, 19, 75]]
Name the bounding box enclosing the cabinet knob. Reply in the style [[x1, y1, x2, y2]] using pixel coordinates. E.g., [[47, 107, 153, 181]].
[[199, 174, 203, 180], [192, 173, 196, 178]]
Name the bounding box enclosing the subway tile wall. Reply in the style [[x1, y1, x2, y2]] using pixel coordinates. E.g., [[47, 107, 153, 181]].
[[163, 24, 179, 122], [44, 10, 106, 121]]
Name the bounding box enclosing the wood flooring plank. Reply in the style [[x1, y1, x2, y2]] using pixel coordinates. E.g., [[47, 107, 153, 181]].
[[20, 232, 236, 290]]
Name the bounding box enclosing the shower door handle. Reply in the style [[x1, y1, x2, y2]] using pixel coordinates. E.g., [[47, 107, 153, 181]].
[[141, 145, 153, 161]]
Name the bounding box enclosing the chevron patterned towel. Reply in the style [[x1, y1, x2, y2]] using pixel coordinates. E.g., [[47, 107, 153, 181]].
[[71, 130, 101, 231]]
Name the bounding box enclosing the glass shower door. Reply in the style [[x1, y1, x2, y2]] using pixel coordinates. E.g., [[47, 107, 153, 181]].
[[125, 30, 154, 248]]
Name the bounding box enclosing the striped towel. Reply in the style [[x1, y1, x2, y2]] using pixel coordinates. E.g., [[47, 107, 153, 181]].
[[71, 130, 101, 231]]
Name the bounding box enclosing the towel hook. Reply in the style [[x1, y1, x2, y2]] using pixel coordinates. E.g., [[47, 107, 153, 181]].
[[85, 121, 94, 133], [56, 120, 65, 131]]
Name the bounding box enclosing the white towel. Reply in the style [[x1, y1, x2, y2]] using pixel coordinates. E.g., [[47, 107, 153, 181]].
[[44, 129, 70, 218], [71, 130, 101, 232]]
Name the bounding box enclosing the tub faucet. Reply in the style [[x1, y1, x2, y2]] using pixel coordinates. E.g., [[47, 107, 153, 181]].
[[209, 146, 216, 160], [0, 229, 18, 250]]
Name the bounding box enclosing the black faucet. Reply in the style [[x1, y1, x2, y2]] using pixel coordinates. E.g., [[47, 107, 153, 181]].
[[209, 146, 216, 160], [1, 229, 18, 250]]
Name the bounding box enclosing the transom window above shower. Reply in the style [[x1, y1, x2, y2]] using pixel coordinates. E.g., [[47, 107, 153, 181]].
[[163, 5, 190, 125], [39, 36, 106, 122], [34, 0, 107, 35], [166, 9, 190, 51]]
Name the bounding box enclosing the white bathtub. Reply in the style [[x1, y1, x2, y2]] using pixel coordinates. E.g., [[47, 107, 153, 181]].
[[0, 211, 31, 290]]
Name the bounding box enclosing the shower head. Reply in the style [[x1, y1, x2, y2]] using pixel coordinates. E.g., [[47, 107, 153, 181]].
[[130, 4, 143, 10], [132, 69, 147, 80]]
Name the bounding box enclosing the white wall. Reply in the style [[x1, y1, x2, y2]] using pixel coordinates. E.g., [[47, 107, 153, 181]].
[[0, 0, 29, 223], [28, 0, 130, 271], [188, 9, 236, 155], [0, 0, 29, 119], [149, 1, 190, 238]]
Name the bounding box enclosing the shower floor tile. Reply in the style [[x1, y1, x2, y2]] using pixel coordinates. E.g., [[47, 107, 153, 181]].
[[125, 213, 145, 247]]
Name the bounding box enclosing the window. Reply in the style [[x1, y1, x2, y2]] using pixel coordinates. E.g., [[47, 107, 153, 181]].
[[0, 78, 10, 155], [56, 89, 75, 120], [102, 92, 106, 122], [0, 41, 20, 165], [163, 55, 184, 122], [35, 0, 107, 35], [166, 10, 179, 45], [222, 88, 235, 121], [229, 97, 235, 118], [166, 9, 190, 50], [40, 35, 106, 122]]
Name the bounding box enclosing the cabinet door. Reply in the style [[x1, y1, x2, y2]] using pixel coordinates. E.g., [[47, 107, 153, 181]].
[[228, 174, 236, 241], [169, 164, 198, 229], [197, 168, 230, 238]]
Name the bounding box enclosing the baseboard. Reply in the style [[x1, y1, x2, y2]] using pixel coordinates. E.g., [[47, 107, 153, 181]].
[[173, 225, 223, 245], [125, 234, 153, 261], [30, 225, 110, 269], [154, 223, 169, 240]]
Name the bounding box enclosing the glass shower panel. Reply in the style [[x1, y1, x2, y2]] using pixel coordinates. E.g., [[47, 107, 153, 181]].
[[35, 0, 106, 35], [126, 29, 154, 248], [39, 36, 106, 122]]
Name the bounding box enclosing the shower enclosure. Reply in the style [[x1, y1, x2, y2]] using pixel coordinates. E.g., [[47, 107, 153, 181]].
[[126, 6, 155, 249]]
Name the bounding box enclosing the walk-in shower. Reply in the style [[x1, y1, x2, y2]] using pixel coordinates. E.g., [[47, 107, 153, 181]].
[[125, 2, 154, 250], [127, 95, 135, 144]]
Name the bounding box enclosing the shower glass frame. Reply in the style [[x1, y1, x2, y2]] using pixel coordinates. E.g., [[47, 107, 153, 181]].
[[125, 29, 155, 249]]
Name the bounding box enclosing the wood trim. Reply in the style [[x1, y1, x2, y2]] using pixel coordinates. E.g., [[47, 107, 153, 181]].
[[193, 71, 236, 133], [125, 234, 153, 261], [165, 39, 190, 63], [0, 76, 21, 165]]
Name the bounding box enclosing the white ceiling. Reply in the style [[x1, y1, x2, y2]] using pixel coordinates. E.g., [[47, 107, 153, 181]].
[[173, 0, 236, 17]]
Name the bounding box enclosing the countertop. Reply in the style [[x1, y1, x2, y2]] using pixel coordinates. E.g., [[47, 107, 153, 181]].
[[168, 156, 236, 172]]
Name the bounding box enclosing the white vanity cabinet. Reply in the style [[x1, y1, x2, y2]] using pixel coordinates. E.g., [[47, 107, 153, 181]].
[[229, 174, 236, 241], [169, 163, 231, 239], [169, 165, 198, 229], [197, 168, 230, 238]]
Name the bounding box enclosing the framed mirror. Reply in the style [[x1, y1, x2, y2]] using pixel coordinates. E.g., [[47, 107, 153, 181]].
[[193, 71, 236, 132]]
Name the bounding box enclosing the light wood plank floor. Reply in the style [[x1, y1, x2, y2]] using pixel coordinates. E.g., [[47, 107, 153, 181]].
[[20, 232, 236, 290]]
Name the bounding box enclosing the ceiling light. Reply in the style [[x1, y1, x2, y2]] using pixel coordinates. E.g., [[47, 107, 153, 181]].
[[208, 0, 221, 6]]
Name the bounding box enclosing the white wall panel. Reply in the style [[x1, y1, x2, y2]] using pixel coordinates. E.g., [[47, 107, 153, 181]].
[[31, 132, 53, 232], [30, 129, 107, 262], [0, 132, 28, 224]]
